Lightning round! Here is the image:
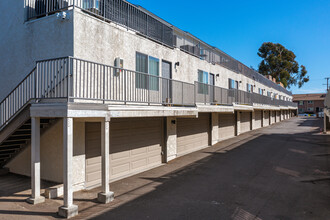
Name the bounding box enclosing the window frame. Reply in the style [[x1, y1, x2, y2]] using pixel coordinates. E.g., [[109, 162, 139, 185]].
[[198, 70, 209, 94], [135, 52, 160, 91]]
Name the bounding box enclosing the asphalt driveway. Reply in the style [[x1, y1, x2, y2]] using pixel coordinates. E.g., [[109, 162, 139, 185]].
[[0, 117, 329, 220]]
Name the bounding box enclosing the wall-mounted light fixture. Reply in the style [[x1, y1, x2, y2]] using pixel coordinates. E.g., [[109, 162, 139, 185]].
[[175, 62, 180, 68], [216, 74, 220, 77], [239, 81, 242, 83], [171, 120, 176, 125]]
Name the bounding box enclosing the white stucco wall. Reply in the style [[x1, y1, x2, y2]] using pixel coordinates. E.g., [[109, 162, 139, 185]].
[[0, 0, 74, 101], [73, 9, 292, 101], [6, 120, 85, 185]]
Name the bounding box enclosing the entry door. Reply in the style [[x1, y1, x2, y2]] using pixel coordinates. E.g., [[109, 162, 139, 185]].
[[210, 73, 215, 103], [162, 61, 172, 104]]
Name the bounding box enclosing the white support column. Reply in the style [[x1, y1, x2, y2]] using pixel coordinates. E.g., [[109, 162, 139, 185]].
[[27, 117, 45, 205], [261, 111, 265, 127], [211, 113, 219, 145], [58, 118, 78, 219], [166, 117, 177, 162], [236, 111, 241, 136], [98, 119, 114, 204], [251, 111, 255, 130]]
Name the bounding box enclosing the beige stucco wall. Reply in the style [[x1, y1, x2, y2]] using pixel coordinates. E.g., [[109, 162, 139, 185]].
[[6, 120, 85, 186]]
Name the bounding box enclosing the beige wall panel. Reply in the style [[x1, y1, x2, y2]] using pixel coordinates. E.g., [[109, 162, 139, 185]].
[[177, 113, 210, 156], [240, 112, 251, 133], [218, 113, 236, 140], [254, 110, 262, 129], [264, 111, 270, 126]]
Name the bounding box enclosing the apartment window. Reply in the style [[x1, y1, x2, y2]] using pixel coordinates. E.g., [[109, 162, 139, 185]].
[[229, 79, 237, 89], [307, 107, 314, 112], [299, 101, 304, 105], [148, 56, 160, 91], [135, 52, 159, 91], [299, 108, 303, 113], [267, 91, 271, 97], [83, 0, 99, 9], [198, 70, 209, 94], [307, 101, 313, 104], [258, 88, 263, 95], [247, 84, 252, 93]]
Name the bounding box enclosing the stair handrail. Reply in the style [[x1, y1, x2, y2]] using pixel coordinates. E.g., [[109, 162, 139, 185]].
[[0, 67, 37, 131]]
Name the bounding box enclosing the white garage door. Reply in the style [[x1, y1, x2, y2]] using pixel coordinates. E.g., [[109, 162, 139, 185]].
[[271, 111, 276, 124], [85, 118, 164, 188], [240, 112, 251, 133], [177, 113, 210, 156], [110, 118, 164, 181], [254, 110, 262, 129], [219, 113, 236, 140], [276, 111, 281, 122], [264, 111, 270, 126]]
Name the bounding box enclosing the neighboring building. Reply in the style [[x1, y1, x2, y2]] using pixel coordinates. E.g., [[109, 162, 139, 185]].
[[323, 90, 330, 133], [293, 93, 326, 114], [0, 0, 297, 218]]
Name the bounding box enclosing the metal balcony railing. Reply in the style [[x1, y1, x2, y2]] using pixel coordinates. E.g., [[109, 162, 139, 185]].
[[0, 57, 297, 131], [25, 0, 293, 97], [194, 82, 297, 107], [26, 0, 173, 47]]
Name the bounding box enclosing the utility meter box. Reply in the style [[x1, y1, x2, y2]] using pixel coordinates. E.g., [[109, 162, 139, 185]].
[[114, 57, 123, 76]]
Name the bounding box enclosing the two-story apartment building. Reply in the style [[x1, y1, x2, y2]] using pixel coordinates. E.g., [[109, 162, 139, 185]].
[[293, 93, 326, 114], [0, 0, 297, 218]]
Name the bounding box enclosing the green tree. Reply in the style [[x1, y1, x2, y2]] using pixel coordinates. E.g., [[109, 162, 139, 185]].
[[257, 42, 309, 88]]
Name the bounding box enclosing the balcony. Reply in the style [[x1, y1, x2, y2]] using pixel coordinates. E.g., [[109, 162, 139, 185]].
[[0, 57, 297, 130]]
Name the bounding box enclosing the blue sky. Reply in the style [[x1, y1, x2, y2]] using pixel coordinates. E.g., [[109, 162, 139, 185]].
[[129, 0, 330, 94]]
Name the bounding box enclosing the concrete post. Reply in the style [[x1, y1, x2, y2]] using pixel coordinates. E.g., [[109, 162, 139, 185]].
[[27, 117, 45, 205], [98, 119, 114, 204], [236, 111, 241, 136], [211, 113, 219, 145], [166, 117, 177, 162], [324, 113, 330, 134], [251, 111, 255, 130], [58, 118, 78, 218]]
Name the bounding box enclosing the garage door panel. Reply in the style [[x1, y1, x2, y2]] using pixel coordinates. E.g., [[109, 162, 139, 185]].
[[264, 111, 270, 125], [110, 118, 163, 180], [111, 151, 130, 161], [111, 164, 130, 177], [255, 111, 262, 129], [131, 158, 148, 170], [241, 112, 251, 133], [86, 118, 163, 188], [177, 113, 210, 156], [219, 113, 235, 140]]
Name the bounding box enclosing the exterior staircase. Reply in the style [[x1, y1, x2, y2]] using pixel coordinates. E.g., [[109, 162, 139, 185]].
[[0, 110, 56, 168]]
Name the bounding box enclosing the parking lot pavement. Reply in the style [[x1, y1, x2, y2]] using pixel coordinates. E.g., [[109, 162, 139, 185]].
[[0, 117, 329, 220]]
